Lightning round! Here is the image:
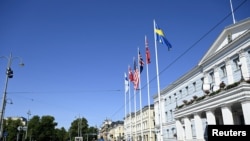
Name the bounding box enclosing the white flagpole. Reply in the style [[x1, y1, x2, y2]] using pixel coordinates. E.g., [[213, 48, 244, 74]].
[[230, 0, 236, 24], [138, 47, 144, 141], [133, 57, 137, 141], [134, 89, 137, 141], [153, 19, 163, 141], [128, 65, 132, 141], [145, 35, 152, 141], [124, 72, 127, 141]]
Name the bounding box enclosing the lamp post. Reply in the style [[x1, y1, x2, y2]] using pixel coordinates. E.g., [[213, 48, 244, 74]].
[[25, 110, 31, 140], [238, 61, 244, 81], [0, 53, 24, 139]]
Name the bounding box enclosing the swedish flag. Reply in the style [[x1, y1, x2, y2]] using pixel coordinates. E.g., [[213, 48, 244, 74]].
[[155, 22, 172, 50]]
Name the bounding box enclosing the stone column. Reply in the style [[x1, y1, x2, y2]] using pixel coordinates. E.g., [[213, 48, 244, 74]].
[[184, 117, 193, 140], [175, 119, 184, 140], [241, 100, 250, 124], [205, 109, 216, 125], [238, 49, 249, 79], [225, 58, 234, 84], [213, 66, 220, 91], [194, 113, 204, 140], [221, 104, 234, 124]]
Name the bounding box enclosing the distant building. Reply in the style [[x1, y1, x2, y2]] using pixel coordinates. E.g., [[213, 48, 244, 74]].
[[109, 121, 124, 141], [124, 104, 156, 141], [153, 17, 250, 141], [99, 119, 124, 141], [5, 116, 27, 126], [99, 119, 112, 141]]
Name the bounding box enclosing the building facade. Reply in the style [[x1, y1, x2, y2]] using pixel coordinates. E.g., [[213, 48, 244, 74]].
[[153, 17, 250, 141], [99, 119, 125, 141], [124, 104, 156, 141], [109, 121, 124, 141]]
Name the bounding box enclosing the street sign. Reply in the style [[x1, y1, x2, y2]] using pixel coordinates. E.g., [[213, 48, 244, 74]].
[[3, 131, 8, 137], [17, 126, 27, 131]]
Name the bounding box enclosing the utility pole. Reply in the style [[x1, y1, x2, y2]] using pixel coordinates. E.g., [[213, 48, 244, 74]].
[[0, 53, 24, 139]]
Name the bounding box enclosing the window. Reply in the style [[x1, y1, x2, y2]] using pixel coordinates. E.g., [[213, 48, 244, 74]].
[[227, 33, 232, 43], [233, 57, 240, 70], [209, 71, 215, 83], [220, 65, 227, 77], [186, 86, 189, 95], [179, 90, 182, 98], [170, 110, 173, 121], [193, 82, 196, 92]]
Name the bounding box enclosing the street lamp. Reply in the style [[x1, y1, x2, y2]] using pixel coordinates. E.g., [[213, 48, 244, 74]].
[[0, 53, 24, 139], [238, 61, 244, 81], [25, 110, 31, 140]]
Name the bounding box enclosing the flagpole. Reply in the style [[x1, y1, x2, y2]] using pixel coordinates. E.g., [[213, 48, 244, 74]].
[[133, 57, 137, 141], [128, 65, 132, 141], [124, 72, 127, 141], [134, 89, 137, 141], [138, 47, 144, 141], [153, 19, 163, 141], [145, 35, 152, 141], [230, 0, 236, 24]]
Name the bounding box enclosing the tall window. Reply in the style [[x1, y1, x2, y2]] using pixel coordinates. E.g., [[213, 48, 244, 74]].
[[233, 57, 240, 70], [209, 71, 215, 83], [170, 110, 173, 121], [193, 82, 196, 92], [185, 86, 189, 95], [220, 65, 227, 77], [227, 33, 232, 43]]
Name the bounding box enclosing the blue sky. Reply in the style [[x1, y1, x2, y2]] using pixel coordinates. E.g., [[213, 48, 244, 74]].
[[1, 0, 249, 130]]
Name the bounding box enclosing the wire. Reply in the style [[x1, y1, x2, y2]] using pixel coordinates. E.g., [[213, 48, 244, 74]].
[[111, 0, 248, 120]]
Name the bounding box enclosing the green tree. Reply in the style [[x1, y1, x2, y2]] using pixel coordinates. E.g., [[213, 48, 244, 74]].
[[27, 115, 57, 141], [55, 127, 69, 141], [3, 118, 23, 141], [27, 115, 40, 141], [69, 117, 88, 140], [87, 126, 98, 141]]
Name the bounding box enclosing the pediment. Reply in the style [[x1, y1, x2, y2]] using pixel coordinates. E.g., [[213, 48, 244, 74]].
[[199, 17, 250, 65]]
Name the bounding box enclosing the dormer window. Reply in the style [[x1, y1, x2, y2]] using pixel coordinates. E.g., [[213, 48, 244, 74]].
[[227, 33, 232, 43]]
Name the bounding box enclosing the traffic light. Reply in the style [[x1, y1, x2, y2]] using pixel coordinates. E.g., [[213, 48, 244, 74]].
[[6, 67, 13, 78]]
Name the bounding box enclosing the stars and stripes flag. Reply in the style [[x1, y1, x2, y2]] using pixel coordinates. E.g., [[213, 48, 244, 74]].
[[133, 57, 140, 90]]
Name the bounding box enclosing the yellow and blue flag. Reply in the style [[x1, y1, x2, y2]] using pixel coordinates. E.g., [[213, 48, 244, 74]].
[[155, 22, 172, 50]]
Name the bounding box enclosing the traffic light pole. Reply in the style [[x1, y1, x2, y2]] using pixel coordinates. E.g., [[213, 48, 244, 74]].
[[0, 53, 12, 139], [0, 53, 24, 139]]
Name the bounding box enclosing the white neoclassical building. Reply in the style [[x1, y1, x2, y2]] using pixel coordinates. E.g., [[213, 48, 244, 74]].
[[153, 17, 250, 141]]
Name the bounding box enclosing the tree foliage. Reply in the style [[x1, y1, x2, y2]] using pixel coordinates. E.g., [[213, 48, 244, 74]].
[[2, 115, 98, 141]]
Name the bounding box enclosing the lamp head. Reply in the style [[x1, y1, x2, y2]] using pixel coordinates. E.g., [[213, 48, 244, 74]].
[[19, 62, 24, 67]]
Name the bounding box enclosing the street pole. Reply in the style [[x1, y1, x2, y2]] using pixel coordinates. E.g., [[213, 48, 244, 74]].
[[0, 53, 24, 139], [25, 110, 31, 140]]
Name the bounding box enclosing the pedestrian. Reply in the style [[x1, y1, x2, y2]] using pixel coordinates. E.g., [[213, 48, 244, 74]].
[[99, 136, 104, 141]]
